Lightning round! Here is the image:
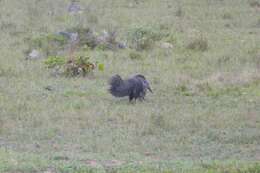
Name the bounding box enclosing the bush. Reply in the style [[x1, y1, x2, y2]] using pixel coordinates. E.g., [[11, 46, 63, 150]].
[[65, 55, 96, 77], [68, 27, 98, 49], [127, 26, 163, 51], [96, 30, 118, 50]]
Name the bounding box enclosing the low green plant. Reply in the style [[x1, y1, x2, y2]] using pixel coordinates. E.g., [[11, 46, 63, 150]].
[[65, 55, 96, 77], [44, 56, 66, 68], [98, 63, 104, 71]]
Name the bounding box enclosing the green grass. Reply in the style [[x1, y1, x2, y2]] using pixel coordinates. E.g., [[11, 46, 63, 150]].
[[0, 0, 260, 172]]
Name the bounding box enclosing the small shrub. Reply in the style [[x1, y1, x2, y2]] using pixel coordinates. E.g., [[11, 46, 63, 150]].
[[98, 63, 104, 71], [44, 54, 103, 77], [68, 27, 98, 49], [96, 30, 118, 50], [127, 26, 163, 51], [222, 12, 232, 19], [129, 50, 143, 60], [176, 7, 184, 17], [65, 55, 96, 77], [187, 37, 208, 51], [44, 56, 66, 68]]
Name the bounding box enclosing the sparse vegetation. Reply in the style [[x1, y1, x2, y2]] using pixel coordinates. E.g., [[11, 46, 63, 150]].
[[127, 26, 164, 50], [28, 33, 69, 56], [187, 36, 209, 51], [129, 50, 143, 60]]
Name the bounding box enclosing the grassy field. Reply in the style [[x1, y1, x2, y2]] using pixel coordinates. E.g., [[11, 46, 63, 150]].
[[0, 0, 260, 172]]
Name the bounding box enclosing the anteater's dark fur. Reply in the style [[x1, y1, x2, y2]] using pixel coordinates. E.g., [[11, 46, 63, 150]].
[[109, 74, 152, 102]]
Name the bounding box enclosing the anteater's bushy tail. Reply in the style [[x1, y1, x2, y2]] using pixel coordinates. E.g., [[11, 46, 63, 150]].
[[109, 75, 129, 97]]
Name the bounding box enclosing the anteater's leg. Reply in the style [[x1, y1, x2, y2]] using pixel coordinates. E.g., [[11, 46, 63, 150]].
[[138, 96, 145, 101], [129, 93, 134, 102]]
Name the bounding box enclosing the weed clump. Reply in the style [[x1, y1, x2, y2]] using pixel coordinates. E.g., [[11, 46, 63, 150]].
[[222, 12, 232, 20], [175, 84, 194, 96], [129, 50, 143, 60], [65, 55, 96, 77], [187, 37, 208, 51]]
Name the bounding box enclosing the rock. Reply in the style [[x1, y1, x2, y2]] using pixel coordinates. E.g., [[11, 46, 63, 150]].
[[27, 49, 42, 60], [96, 30, 113, 44], [117, 42, 127, 49], [68, 1, 82, 14], [70, 32, 79, 42], [160, 42, 174, 49], [57, 31, 78, 42]]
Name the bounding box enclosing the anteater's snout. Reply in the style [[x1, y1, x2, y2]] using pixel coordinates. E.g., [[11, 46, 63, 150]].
[[148, 86, 153, 93]]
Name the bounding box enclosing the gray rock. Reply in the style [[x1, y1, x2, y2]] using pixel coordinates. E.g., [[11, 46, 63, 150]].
[[57, 31, 78, 43], [68, 2, 82, 14], [160, 42, 174, 49], [117, 42, 127, 49], [27, 49, 42, 60]]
